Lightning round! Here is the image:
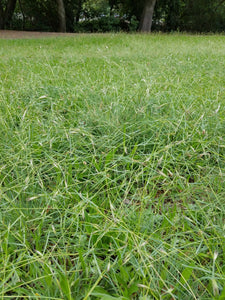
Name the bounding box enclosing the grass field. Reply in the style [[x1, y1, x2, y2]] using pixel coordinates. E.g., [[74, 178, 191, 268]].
[[0, 33, 225, 299]]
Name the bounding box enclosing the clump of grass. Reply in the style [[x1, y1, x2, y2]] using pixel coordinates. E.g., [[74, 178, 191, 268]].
[[0, 34, 225, 299]]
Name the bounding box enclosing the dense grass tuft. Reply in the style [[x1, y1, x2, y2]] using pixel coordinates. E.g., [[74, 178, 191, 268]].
[[0, 34, 225, 299]]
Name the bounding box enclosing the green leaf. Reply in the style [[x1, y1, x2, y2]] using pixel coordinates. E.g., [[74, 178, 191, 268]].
[[101, 296, 124, 300], [92, 287, 125, 299], [128, 282, 139, 296], [180, 265, 194, 285], [218, 284, 225, 299], [58, 272, 72, 300]]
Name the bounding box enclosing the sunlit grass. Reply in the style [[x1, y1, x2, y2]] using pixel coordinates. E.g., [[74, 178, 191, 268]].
[[0, 33, 225, 299]]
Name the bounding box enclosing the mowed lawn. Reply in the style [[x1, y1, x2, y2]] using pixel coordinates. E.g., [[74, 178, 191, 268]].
[[0, 34, 225, 299]]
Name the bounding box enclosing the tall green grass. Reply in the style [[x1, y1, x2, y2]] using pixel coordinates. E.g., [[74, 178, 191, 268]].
[[0, 34, 225, 299]]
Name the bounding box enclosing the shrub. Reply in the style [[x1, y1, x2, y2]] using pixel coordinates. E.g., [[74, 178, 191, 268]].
[[74, 15, 139, 33]]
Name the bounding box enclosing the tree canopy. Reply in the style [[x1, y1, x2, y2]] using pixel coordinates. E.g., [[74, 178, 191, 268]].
[[1, 0, 225, 32]]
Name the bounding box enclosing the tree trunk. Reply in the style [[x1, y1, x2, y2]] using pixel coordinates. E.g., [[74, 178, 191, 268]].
[[75, 0, 82, 23], [5, 0, 17, 27], [0, 3, 4, 29], [56, 0, 66, 32], [139, 0, 157, 32], [18, 0, 25, 29], [0, 0, 17, 29]]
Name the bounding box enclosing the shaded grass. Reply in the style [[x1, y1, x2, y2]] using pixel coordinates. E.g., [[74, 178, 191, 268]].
[[0, 34, 225, 299]]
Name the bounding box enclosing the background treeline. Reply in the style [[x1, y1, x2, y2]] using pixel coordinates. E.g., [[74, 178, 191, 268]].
[[1, 0, 225, 33]]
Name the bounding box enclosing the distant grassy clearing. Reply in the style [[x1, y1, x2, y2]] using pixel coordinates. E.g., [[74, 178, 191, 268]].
[[0, 34, 225, 299]]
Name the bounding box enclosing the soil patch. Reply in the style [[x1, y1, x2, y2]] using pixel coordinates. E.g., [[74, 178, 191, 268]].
[[0, 30, 77, 39]]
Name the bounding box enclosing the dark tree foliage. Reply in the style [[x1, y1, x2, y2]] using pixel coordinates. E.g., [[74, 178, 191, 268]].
[[11, 0, 81, 31], [154, 0, 225, 32], [181, 0, 225, 32], [3, 0, 225, 32], [14, 0, 58, 31], [0, 0, 17, 29]]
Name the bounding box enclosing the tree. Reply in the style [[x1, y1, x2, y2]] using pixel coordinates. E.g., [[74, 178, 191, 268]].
[[117, 0, 157, 32], [56, 0, 66, 32], [2, 0, 225, 32], [179, 0, 225, 32], [139, 0, 157, 32], [0, 0, 17, 29], [14, 0, 68, 32], [75, 0, 82, 23]]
